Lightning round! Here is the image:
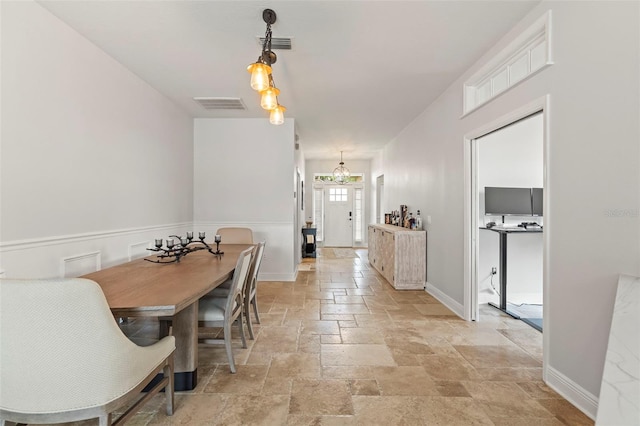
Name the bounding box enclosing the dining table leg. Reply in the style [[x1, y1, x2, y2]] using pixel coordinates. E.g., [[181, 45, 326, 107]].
[[170, 302, 198, 391]]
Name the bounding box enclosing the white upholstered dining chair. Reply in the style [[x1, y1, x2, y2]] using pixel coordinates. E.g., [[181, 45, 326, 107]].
[[198, 246, 254, 373], [216, 227, 253, 244], [208, 241, 266, 340], [0, 278, 175, 426]]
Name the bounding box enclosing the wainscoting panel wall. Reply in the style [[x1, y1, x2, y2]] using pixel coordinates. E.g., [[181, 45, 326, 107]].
[[0, 223, 191, 279]]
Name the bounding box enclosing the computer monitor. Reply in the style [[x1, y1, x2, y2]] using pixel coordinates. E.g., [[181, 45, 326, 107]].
[[484, 187, 532, 216], [532, 187, 543, 216]]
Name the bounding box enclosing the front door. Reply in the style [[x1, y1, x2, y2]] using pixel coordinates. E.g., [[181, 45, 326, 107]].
[[323, 186, 353, 247]]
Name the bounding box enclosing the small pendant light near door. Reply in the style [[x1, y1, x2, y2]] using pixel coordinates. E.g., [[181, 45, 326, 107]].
[[333, 152, 351, 184]]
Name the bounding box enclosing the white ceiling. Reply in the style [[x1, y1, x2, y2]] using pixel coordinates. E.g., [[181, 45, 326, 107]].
[[38, 1, 539, 160]]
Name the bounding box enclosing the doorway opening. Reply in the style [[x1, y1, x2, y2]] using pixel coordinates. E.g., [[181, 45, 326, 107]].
[[464, 96, 549, 345]]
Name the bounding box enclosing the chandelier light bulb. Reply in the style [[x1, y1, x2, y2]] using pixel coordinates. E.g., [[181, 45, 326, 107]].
[[247, 62, 272, 92], [269, 104, 286, 125], [260, 86, 280, 110]]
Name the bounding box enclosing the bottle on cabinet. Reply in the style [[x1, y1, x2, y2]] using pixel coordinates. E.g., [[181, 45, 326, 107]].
[[415, 210, 423, 230]]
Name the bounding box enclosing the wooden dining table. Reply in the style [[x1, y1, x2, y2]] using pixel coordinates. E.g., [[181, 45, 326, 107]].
[[82, 243, 253, 391]]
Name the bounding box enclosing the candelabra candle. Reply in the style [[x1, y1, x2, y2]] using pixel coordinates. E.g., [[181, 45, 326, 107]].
[[215, 234, 222, 243], [146, 232, 222, 263]]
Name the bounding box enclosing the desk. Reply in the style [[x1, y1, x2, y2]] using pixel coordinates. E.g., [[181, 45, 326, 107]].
[[82, 243, 252, 391], [480, 227, 542, 319]]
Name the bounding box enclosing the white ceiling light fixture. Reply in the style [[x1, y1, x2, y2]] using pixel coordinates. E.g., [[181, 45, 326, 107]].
[[333, 151, 351, 185], [247, 9, 286, 125]]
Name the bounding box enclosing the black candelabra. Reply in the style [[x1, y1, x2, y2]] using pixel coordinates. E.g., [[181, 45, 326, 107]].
[[146, 232, 223, 264]]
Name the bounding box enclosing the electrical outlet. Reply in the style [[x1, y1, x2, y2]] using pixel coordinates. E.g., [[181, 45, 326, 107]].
[[491, 267, 497, 275]]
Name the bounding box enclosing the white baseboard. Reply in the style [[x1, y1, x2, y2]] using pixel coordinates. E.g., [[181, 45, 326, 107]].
[[425, 282, 465, 319], [545, 365, 598, 420]]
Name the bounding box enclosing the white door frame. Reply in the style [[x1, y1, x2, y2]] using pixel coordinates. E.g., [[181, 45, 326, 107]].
[[463, 95, 550, 374]]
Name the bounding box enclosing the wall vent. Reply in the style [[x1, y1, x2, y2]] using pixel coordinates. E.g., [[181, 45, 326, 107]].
[[258, 37, 292, 50], [194, 97, 246, 110]]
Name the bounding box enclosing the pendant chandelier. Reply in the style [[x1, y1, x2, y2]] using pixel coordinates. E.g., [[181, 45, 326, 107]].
[[247, 9, 285, 125], [333, 151, 351, 185]]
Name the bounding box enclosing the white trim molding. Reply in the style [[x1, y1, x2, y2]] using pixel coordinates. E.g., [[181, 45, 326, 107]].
[[62, 251, 101, 278], [0, 222, 193, 252], [425, 282, 465, 319], [546, 365, 598, 421], [129, 241, 152, 261], [463, 10, 553, 115]]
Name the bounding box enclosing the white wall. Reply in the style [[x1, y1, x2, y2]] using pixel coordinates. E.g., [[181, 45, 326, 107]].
[[0, 1, 194, 278], [477, 113, 544, 304], [193, 118, 297, 281], [379, 1, 639, 417]]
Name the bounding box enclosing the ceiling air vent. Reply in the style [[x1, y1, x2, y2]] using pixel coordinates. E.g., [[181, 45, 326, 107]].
[[258, 37, 292, 50], [193, 97, 246, 110]]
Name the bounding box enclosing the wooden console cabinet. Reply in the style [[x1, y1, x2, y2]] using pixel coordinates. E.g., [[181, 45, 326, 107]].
[[368, 224, 426, 290]]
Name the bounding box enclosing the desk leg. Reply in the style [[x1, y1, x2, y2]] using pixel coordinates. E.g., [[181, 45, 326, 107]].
[[171, 302, 198, 391], [499, 232, 507, 310], [488, 231, 519, 319]]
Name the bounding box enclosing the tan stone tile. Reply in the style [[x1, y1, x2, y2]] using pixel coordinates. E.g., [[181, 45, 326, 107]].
[[320, 282, 358, 289], [286, 414, 357, 425], [351, 395, 424, 425], [346, 288, 375, 296], [419, 354, 483, 381], [299, 333, 322, 353], [321, 304, 371, 315], [334, 295, 365, 304], [268, 352, 322, 379], [289, 379, 354, 415], [321, 314, 355, 321], [434, 380, 472, 397], [338, 320, 358, 328], [372, 366, 439, 396], [303, 291, 337, 300], [463, 381, 554, 418], [251, 326, 299, 353], [216, 394, 290, 425], [321, 344, 396, 366], [490, 418, 566, 426], [536, 399, 595, 425], [147, 393, 229, 425], [417, 396, 494, 425], [517, 381, 563, 399], [245, 350, 272, 365], [203, 364, 268, 395], [261, 376, 292, 395], [322, 366, 374, 380], [474, 367, 543, 381], [412, 303, 457, 316], [302, 320, 341, 335], [454, 345, 542, 368], [340, 327, 385, 344], [348, 379, 380, 396], [321, 334, 342, 344]]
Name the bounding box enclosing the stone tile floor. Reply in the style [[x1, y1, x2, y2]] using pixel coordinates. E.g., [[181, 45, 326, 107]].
[[40, 248, 594, 425]]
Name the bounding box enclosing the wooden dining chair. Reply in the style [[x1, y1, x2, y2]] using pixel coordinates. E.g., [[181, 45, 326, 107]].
[[197, 246, 254, 373], [0, 278, 175, 426]]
